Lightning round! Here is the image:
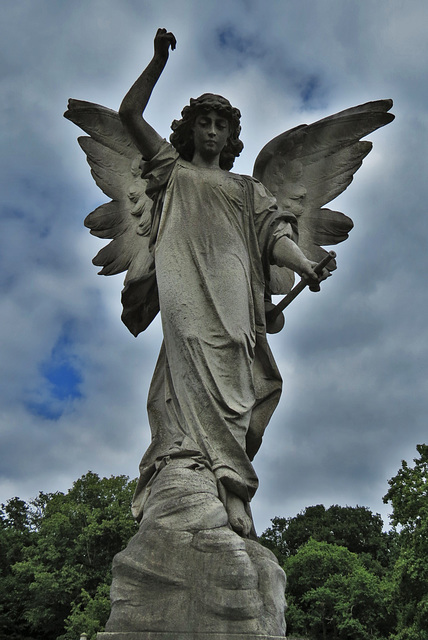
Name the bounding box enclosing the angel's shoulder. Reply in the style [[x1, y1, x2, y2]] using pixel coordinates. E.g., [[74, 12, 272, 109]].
[[140, 139, 180, 192], [145, 138, 179, 166], [235, 172, 261, 186], [239, 173, 275, 199]]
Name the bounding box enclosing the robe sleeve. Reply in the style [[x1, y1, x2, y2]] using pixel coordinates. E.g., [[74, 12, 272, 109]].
[[250, 178, 298, 265], [140, 139, 179, 199]]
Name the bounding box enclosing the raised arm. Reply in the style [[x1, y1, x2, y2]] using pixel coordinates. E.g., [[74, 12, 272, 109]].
[[119, 28, 176, 159]]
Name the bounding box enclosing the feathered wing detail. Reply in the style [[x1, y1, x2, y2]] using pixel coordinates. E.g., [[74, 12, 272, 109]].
[[253, 99, 394, 295], [64, 99, 158, 334]]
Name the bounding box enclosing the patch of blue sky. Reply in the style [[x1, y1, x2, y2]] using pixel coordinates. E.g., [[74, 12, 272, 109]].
[[216, 25, 266, 61], [294, 72, 330, 112], [41, 359, 82, 402], [25, 326, 83, 420], [217, 26, 250, 54], [2, 207, 27, 221], [300, 75, 320, 104]]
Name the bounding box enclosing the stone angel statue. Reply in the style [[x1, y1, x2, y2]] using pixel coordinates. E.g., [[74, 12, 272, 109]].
[[65, 29, 394, 637]]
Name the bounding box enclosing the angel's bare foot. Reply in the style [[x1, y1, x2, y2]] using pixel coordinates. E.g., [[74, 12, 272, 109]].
[[226, 492, 252, 537]]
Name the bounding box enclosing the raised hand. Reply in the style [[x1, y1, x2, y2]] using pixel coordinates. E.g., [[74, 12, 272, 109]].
[[154, 28, 177, 59]]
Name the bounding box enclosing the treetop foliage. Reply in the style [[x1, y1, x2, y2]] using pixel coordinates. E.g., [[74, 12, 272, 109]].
[[0, 471, 138, 640], [259, 503, 390, 569], [382, 444, 428, 639], [259, 444, 427, 640], [383, 443, 428, 532], [0, 445, 426, 640]]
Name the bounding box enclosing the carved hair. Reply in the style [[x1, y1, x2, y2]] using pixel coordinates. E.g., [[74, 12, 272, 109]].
[[170, 94, 244, 170]]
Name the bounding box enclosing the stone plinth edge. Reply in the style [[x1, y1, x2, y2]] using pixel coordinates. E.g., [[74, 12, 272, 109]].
[[97, 634, 287, 640]]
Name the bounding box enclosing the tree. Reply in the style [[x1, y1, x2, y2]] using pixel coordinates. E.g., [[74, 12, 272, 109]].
[[1, 472, 138, 640], [260, 504, 390, 570], [383, 444, 428, 640], [284, 538, 392, 640], [0, 498, 37, 639], [60, 582, 111, 640]]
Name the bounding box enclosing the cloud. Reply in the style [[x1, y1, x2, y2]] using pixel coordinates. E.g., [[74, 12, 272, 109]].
[[1, 0, 427, 538]]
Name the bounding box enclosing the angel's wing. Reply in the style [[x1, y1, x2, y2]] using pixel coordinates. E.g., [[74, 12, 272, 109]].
[[253, 99, 394, 295], [64, 99, 158, 335]]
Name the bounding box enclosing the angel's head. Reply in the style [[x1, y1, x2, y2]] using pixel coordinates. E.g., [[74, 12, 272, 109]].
[[170, 94, 244, 170]]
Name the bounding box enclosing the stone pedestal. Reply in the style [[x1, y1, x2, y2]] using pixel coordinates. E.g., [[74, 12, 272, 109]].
[[98, 634, 286, 640], [101, 460, 286, 638]]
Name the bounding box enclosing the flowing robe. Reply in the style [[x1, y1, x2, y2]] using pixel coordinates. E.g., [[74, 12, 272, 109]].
[[130, 141, 296, 522]]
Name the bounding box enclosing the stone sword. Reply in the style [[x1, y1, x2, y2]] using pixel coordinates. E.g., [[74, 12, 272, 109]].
[[265, 250, 337, 334]]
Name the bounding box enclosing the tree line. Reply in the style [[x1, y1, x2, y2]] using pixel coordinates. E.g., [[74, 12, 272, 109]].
[[260, 444, 428, 640], [0, 445, 427, 640]]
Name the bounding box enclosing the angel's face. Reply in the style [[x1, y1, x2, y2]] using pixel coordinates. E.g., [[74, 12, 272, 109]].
[[192, 110, 230, 160]]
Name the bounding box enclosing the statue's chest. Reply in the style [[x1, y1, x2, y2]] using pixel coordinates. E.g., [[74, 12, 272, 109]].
[[173, 165, 246, 214]]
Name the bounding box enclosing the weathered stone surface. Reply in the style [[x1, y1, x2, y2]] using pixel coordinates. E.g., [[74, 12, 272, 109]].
[[103, 459, 286, 636], [98, 634, 287, 640], [66, 28, 394, 640]]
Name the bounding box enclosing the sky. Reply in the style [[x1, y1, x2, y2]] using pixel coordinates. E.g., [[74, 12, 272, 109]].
[[1, 0, 427, 535]]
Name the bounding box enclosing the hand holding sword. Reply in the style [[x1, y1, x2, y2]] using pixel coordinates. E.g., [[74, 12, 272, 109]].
[[265, 251, 337, 334]]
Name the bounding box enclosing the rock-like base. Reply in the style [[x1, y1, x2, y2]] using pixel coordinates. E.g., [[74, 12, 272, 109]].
[[98, 634, 286, 639], [103, 459, 286, 637], [97, 631, 286, 640]]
